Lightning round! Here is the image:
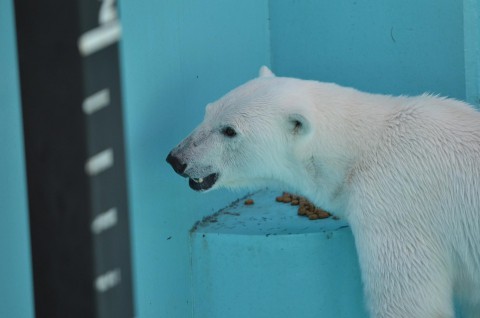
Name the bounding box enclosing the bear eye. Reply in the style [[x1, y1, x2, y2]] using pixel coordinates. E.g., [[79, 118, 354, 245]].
[[221, 126, 237, 138], [293, 120, 302, 133]]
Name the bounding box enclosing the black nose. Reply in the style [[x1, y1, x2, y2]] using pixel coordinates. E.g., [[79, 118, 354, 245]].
[[166, 152, 187, 175]]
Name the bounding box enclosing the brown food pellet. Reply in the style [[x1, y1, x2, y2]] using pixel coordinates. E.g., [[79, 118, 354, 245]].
[[302, 206, 312, 212], [244, 199, 254, 205], [275, 192, 332, 221], [317, 210, 331, 219]]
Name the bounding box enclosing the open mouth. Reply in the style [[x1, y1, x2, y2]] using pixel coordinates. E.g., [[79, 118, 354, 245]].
[[188, 173, 218, 191]]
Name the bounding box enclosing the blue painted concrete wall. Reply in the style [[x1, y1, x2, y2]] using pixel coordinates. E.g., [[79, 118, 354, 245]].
[[118, 1, 270, 317], [119, 1, 468, 316], [0, 1, 35, 317], [269, 0, 466, 99]]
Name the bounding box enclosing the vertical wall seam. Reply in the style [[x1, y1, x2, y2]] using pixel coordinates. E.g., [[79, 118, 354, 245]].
[[464, 0, 480, 108], [266, 0, 274, 71]]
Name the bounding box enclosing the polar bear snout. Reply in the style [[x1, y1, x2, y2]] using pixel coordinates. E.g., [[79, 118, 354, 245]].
[[166, 149, 220, 192], [166, 152, 188, 176]]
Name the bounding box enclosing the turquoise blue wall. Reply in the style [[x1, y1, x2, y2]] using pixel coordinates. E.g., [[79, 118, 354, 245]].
[[0, 0, 34, 317], [270, 0, 466, 99], [0, 0, 472, 317], [118, 1, 270, 317]]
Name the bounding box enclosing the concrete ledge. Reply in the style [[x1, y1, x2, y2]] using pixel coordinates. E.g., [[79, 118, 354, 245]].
[[190, 189, 368, 318]]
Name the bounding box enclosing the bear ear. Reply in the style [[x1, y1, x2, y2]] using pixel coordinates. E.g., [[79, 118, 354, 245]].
[[287, 113, 311, 136], [258, 66, 275, 78], [205, 103, 213, 114]]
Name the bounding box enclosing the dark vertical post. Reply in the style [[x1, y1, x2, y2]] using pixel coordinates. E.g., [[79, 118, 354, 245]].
[[14, 1, 134, 317]]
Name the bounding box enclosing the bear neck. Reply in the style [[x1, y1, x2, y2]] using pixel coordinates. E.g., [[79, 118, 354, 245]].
[[294, 82, 402, 217]]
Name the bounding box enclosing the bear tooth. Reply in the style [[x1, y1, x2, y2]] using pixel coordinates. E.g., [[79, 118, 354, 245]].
[[198, 178, 203, 183]]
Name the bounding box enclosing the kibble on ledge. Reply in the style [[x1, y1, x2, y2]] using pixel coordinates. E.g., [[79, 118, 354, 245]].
[[243, 192, 337, 221], [244, 198, 254, 205], [276, 192, 334, 220]]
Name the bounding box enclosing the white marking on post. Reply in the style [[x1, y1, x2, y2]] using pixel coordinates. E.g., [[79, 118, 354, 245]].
[[78, 21, 121, 56], [99, 0, 118, 25], [82, 89, 110, 115], [85, 148, 114, 176], [95, 268, 121, 293], [91, 207, 118, 234]]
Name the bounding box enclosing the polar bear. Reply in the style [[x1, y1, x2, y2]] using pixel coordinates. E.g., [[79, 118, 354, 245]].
[[166, 66, 480, 318]]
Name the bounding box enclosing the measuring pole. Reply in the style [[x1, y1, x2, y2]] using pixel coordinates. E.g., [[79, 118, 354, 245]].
[[14, 0, 134, 317]]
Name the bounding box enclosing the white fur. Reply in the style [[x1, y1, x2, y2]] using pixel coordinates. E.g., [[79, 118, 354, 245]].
[[170, 67, 480, 318]]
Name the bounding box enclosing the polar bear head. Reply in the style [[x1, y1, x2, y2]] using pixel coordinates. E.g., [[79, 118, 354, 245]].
[[166, 66, 318, 192]]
